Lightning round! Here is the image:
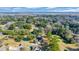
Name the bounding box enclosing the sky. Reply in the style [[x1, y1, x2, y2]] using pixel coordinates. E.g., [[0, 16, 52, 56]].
[[0, 7, 79, 12], [0, 0, 78, 12], [0, 0, 79, 7]]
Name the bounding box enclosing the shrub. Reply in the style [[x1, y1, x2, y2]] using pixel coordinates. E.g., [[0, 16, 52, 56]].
[[15, 36, 22, 42]]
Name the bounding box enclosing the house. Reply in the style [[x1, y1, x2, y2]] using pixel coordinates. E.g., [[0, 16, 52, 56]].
[[74, 37, 79, 43], [0, 32, 3, 35], [73, 34, 79, 43], [4, 22, 15, 30]]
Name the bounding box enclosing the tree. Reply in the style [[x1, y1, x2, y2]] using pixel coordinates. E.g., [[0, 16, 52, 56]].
[[8, 24, 16, 30], [49, 35, 60, 51], [17, 30, 25, 35], [47, 31, 52, 39], [2, 30, 16, 35], [23, 24, 32, 30], [25, 33, 35, 41], [15, 35, 23, 42]]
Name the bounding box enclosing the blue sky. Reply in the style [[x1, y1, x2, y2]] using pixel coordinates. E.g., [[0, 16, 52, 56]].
[[0, 7, 79, 12]]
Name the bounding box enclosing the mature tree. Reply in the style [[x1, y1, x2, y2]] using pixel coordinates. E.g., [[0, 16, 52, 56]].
[[8, 24, 16, 30], [23, 24, 32, 30], [49, 35, 60, 51]]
